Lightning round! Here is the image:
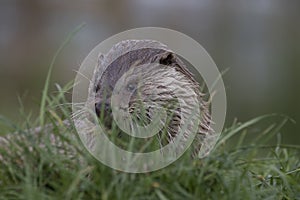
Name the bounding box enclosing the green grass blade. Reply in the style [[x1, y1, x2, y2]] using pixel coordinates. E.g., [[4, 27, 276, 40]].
[[39, 23, 85, 126]]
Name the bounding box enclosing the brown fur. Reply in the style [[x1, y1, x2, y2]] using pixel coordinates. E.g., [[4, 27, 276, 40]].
[[91, 40, 213, 157]]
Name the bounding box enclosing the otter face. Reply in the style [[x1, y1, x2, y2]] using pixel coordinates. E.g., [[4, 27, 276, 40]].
[[93, 48, 203, 148], [93, 48, 172, 128], [95, 62, 159, 130]]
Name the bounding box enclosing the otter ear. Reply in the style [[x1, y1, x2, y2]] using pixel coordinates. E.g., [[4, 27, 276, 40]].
[[97, 53, 105, 65], [155, 52, 177, 66]]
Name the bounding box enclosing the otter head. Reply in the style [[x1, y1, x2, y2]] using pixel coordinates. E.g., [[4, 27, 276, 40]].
[[93, 46, 180, 127], [91, 40, 211, 151]]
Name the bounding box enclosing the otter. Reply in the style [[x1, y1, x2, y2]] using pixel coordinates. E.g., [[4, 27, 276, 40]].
[[90, 40, 213, 157]]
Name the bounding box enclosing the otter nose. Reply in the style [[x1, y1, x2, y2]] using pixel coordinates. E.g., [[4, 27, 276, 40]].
[[95, 101, 111, 118]]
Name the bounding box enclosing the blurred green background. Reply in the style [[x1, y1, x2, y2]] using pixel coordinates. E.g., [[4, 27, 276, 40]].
[[0, 0, 299, 143]]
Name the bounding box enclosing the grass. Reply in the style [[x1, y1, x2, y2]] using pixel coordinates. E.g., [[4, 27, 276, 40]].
[[0, 82, 299, 200], [39, 23, 85, 127], [0, 27, 299, 199]]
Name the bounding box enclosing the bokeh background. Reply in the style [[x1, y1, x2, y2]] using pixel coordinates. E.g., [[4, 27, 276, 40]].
[[0, 0, 299, 143]]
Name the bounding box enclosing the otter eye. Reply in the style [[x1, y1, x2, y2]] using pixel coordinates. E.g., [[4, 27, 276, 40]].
[[127, 83, 136, 92]]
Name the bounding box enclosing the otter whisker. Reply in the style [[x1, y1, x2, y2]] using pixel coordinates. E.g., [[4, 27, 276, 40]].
[[51, 102, 86, 109], [73, 70, 93, 84]]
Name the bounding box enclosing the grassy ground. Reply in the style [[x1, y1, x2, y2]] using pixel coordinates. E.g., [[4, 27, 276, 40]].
[[0, 82, 299, 200]]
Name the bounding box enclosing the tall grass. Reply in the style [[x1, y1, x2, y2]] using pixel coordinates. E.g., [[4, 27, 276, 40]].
[[0, 82, 299, 199]]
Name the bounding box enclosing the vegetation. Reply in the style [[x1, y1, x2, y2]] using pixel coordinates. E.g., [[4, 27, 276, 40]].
[[0, 81, 299, 200], [0, 27, 298, 200]]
